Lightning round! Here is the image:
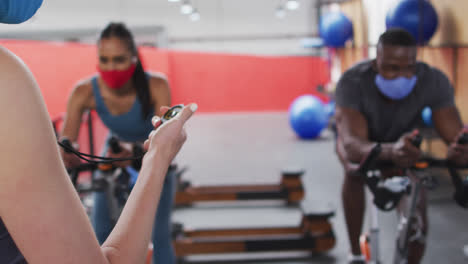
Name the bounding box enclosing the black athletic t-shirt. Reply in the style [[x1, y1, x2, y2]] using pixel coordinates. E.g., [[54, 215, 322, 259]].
[[335, 60, 454, 142], [0, 218, 26, 263]]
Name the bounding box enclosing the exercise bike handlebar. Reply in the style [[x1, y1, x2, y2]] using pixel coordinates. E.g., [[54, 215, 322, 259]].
[[354, 143, 383, 176], [65, 135, 135, 174], [67, 160, 123, 194], [350, 131, 468, 210], [65, 136, 126, 187]]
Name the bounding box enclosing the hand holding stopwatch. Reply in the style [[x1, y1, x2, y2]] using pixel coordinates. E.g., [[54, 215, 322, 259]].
[[58, 105, 185, 165]]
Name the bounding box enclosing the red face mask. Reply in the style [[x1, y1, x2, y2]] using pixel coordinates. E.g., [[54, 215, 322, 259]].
[[97, 63, 137, 89]]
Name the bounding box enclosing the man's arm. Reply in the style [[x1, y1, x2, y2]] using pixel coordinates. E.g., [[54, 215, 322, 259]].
[[333, 71, 393, 164], [335, 107, 421, 168], [432, 104, 468, 166], [432, 106, 463, 144], [428, 69, 468, 165], [429, 69, 463, 144], [335, 106, 394, 164]]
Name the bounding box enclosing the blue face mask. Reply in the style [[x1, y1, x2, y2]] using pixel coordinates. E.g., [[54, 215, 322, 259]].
[[375, 74, 417, 100], [0, 0, 43, 24]]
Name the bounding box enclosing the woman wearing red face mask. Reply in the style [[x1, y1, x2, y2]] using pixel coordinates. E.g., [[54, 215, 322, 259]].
[[60, 22, 176, 263]]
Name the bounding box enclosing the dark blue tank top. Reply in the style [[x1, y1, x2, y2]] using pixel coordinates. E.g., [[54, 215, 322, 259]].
[[92, 76, 154, 142], [0, 218, 26, 263]]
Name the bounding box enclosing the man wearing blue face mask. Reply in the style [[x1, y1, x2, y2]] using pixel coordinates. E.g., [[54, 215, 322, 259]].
[[335, 28, 468, 264]]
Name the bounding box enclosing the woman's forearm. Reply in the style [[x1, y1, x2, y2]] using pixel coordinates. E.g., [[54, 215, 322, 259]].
[[101, 151, 169, 264]]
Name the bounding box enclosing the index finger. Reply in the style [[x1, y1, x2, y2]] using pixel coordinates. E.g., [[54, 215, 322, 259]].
[[175, 103, 197, 123]]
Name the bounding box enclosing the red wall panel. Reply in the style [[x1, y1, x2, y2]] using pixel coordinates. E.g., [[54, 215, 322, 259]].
[[1, 40, 329, 116], [168, 51, 330, 112]]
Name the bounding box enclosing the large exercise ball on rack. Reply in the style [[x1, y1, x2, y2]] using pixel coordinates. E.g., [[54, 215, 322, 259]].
[[289, 95, 328, 139], [319, 11, 354, 47], [386, 0, 438, 44]]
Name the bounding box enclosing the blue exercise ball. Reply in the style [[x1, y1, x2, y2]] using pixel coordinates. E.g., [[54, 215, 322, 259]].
[[386, 0, 438, 44], [421, 106, 432, 127], [319, 11, 354, 47], [289, 95, 328, 139]]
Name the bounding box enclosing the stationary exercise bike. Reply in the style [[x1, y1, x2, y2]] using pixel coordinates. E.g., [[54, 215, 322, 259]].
[[65, 137, 165, 264], [64, 136, 144, 220], [353, 131, 468, 264], [59, 105, 189, 264]]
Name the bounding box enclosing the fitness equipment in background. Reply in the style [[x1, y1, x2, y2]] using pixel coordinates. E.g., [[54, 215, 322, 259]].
[[421, 106, 432, 127], [64, 135, 332, 263], [175, 169, 305, 207], [289, 95, 329, 139], [357, 131, 468, 263], [54, 108, 334, 262], [66, 144, 325, 264], [67, 157, 156, 264], [386, 0, 438, 44], [319, 10, 354, 47], [173, 205, 336, 261]]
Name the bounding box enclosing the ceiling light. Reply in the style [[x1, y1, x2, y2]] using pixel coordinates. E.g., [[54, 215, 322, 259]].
[[190, 9, 200, 21], [168, 0, 180, 2], [286, 0, 300, 10], [275, 6, 286, 19], [181, 1, 194, 14]]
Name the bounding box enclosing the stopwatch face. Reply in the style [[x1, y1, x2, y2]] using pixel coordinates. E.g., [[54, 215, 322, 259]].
[[162, 104, 184, 122]]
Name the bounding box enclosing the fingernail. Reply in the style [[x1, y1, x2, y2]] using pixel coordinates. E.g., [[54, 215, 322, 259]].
[[152, 116, 160, 124], [190, 103, 198, 112]]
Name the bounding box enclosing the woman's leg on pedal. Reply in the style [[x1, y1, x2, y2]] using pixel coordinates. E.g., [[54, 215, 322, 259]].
[[92, 187, 113, 244], [91, 136, 113, 244], [152, 166, 177, 264]]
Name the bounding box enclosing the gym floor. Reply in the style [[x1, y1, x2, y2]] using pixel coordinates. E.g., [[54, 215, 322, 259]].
[[173, 112, 467, 264]]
